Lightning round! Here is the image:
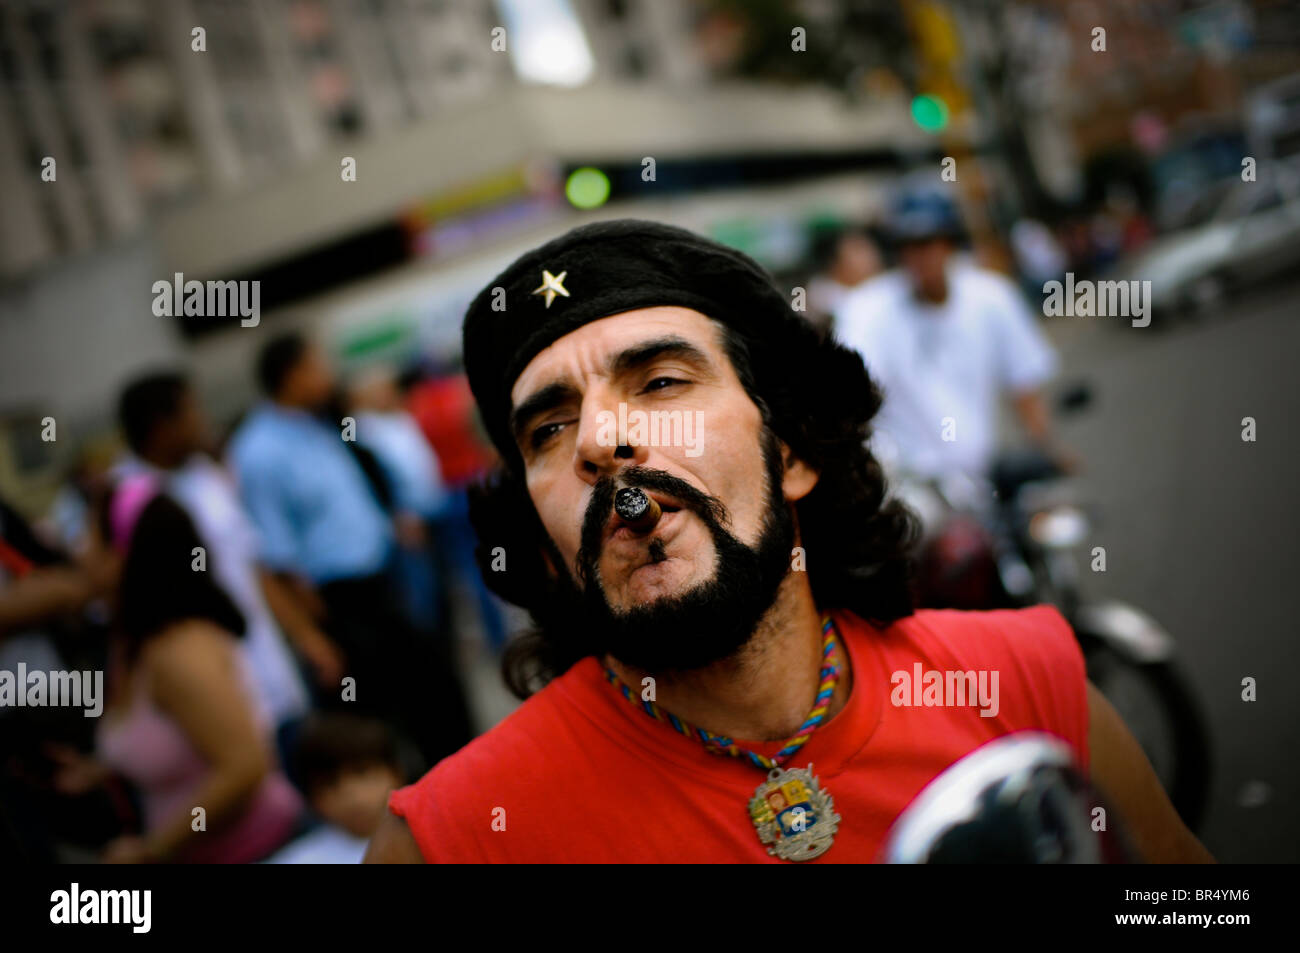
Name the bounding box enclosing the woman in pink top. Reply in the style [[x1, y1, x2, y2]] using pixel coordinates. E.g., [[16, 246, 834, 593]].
[[87, 475, 303, 863]]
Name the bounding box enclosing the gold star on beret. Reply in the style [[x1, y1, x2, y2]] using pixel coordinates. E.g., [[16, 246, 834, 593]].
[[531, 269, 570, 308]]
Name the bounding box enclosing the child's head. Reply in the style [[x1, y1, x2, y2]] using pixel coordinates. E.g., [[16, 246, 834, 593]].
[[292, 714, 405, 838]]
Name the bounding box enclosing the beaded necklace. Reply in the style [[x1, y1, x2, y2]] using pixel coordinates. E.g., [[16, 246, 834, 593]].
[[603, 614, 845, 861]]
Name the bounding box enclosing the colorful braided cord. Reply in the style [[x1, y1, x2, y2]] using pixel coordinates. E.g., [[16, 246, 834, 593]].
[[603, 614, 843, 771]]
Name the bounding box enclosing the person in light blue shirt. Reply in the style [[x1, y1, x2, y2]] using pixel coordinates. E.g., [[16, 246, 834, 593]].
[[227, 333, 473, 770], [227, 339, 394, 585]]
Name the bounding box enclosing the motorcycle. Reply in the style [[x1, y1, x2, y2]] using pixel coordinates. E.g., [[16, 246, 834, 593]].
[[893, 385, 1211, 832]]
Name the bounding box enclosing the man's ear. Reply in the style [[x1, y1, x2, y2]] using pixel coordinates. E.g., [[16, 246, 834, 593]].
[[779, 440, 819, 503]]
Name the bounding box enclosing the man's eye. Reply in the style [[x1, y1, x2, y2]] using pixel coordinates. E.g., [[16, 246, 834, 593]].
[[531, 421, 567, 449], [642, 376, 686, 393]]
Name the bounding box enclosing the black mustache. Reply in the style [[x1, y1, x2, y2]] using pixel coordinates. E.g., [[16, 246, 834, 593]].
[[576, 466, 729, 589]]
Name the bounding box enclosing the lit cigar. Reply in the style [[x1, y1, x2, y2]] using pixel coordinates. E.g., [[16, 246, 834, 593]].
[[614, 486, 662, 533]]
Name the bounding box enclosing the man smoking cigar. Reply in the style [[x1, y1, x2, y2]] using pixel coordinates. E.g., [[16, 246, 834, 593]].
[[367, 219, 1212, 864]]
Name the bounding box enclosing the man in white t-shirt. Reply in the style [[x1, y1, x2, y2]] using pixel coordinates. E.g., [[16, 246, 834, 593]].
[[114, 373, 339, 744], [835, 186, 1069, 482]]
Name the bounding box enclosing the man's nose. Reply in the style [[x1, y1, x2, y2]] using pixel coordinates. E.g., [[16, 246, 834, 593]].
[[573, 389, 649, 486]]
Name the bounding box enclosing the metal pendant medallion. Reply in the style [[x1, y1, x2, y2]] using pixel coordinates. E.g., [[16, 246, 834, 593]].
[[748, 763, 840, 862]]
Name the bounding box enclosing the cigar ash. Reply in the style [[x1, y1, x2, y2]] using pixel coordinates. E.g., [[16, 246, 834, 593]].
[[614, 486, 662, 532]]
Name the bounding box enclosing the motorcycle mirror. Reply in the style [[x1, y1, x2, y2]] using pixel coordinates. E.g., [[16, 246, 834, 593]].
[[880, 731, 1133, 863]]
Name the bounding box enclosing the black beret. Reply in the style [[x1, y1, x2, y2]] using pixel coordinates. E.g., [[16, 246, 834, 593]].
[[462, 218, 806, 469]]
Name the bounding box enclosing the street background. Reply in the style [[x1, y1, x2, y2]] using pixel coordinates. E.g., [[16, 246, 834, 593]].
[[1, 0, 1297, 863]]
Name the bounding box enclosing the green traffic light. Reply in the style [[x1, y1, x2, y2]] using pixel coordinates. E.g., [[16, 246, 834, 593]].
[[565, 167, 611, 209], [911, 95, 949, 131]]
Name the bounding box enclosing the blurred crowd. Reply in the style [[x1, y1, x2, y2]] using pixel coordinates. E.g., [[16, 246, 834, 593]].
[[802, 191, 1158, 338], [0, 338, 507, 863]]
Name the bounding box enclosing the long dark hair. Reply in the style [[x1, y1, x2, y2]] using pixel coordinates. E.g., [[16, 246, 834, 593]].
[[469, 314, 918, 699], [100, 491, 245, 662]]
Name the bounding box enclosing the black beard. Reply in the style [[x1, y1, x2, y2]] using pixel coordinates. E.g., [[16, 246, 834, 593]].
[[540, 428, 795, 674]]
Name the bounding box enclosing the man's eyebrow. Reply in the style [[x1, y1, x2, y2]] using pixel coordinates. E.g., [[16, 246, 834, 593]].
[[509, 336, 714, 444], [510, 380, 580, 443], [608, 336, 713, 378]]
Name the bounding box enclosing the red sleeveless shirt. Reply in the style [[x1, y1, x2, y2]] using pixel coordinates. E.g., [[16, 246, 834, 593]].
[[388, 605, 1090, 863]]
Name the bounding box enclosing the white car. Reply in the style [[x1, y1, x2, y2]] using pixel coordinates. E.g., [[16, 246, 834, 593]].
[[1109, 161, 1300, 317]]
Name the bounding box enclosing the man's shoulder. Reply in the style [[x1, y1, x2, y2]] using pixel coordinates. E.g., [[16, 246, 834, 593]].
[[387, 661, 618, 861], [952, 261, 1025, 310], [837, 271, 908, 321], [228, 408, 286, 468], [857, 606, 1086, 700], [879, 605, 1076, 663], [870, 605, 1089, 735], [834, 272, 911, 355], [176, 453, 235, 492]]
